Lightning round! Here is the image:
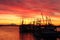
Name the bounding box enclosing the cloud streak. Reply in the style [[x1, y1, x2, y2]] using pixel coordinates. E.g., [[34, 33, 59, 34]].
[[0, 0, 60, 18], [0, 0, 60, 10]]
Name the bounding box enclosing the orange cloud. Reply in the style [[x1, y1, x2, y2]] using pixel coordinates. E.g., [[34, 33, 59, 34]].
[[0, 0, 60, 25]]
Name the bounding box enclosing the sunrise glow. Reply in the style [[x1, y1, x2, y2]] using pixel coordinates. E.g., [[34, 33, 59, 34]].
[[0, 14, 60, 25], [0, 0, 60, 25]]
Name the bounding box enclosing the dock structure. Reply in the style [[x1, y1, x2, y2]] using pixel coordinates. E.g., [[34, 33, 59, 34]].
[[20, 19, 60, 40], [20, 10, 60, 40]]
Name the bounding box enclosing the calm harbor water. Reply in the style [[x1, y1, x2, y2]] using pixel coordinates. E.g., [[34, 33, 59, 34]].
[[0, 25, 19, 40], [0, 25, 60, 40]]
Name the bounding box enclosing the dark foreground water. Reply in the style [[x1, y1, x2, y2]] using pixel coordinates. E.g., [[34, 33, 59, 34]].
[[0, 25, 34, 40], [0, 25, 60, 40]]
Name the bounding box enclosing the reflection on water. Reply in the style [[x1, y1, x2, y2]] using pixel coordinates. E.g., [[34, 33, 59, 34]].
[[0, 25, 19, 40], [0, 25, 60, 40]]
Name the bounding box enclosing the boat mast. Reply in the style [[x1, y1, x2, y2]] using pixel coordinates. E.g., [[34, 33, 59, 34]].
[[40, 8, 44, 24]]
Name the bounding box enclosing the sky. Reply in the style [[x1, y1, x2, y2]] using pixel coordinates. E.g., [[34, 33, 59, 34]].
[[0, 0, 60, 25]]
